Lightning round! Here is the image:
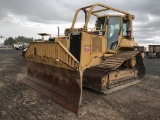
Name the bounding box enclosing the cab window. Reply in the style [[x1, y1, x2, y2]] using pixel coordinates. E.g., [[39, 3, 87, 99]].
[[107, 16, 120, 50], [96, 17, 105, 30], [123, 20, 130, 37]]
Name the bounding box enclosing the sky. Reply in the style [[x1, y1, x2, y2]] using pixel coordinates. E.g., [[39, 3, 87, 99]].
[[0, 0, 160, 48]]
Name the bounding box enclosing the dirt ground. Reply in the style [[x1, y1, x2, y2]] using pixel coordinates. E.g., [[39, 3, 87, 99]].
[[0, 48, 160, 120]]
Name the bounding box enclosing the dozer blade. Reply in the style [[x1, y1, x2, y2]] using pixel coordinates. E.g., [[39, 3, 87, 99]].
[[23, 60, 82, 113]]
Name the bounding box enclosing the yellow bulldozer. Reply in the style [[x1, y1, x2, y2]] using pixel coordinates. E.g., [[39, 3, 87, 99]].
[[23, 3, 145, 113]]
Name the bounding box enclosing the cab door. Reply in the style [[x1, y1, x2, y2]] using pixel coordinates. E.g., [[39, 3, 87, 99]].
[[107, 16, 121, 51]]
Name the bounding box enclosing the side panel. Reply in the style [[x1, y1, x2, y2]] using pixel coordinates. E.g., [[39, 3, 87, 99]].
[[80, 32, 106, 68], [80, 32, 91, 68]]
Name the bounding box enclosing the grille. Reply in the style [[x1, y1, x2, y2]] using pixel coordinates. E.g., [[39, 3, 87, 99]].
[[92, 37, 102, 52]]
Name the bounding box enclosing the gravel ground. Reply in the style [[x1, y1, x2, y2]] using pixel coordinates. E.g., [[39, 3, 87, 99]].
[[0, 48, 160, 120]]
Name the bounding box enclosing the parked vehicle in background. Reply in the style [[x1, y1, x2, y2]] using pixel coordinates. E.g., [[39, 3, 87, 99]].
[[146, 45, 160, 58], [0, 45, 7, 48], [13, 42, 29, 50]]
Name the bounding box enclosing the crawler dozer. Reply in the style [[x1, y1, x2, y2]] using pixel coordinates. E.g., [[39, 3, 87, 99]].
[[24, 3, 145, 113]]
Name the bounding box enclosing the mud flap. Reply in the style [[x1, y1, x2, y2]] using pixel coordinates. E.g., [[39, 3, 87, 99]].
[[23, 61, 82, 113]]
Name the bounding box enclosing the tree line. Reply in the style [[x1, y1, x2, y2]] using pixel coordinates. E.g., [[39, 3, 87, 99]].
[[4, 36, 34, 45]]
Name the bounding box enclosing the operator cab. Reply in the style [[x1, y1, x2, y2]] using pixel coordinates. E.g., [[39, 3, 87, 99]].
[[69, 15, 132, 61], [69, 4, 134, 61], [95, 15, 132, 51]]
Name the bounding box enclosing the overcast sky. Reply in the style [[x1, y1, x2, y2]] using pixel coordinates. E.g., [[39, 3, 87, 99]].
[[0, 0, 160, 47]]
